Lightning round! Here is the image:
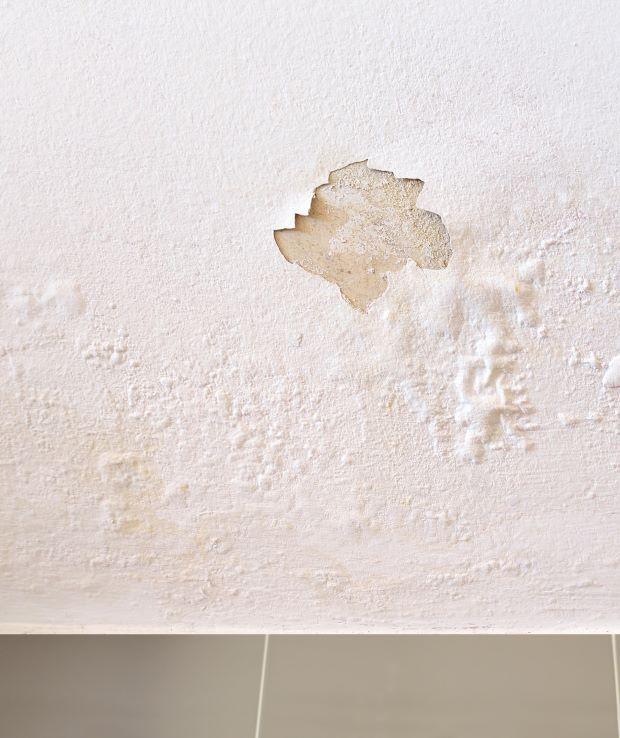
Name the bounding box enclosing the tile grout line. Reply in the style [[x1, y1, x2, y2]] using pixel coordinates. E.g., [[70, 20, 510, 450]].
[[254, 634, 270, 738], [613, 634, 620, 738]]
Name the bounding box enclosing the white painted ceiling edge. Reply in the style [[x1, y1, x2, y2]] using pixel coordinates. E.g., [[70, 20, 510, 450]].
[[1, 0, 618, 632]]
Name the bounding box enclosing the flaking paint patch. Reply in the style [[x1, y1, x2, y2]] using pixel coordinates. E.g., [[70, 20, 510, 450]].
[[380, 239, 541, 462], [1, 1, 619, 633], [6, 281, 85, 324], [275, 161, 451, 311], [602, 355, 620, 388]]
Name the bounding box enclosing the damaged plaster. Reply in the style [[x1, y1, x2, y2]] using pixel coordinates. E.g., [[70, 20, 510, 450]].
[[0, 0, 618, 634], [275, 162, 451, 311]]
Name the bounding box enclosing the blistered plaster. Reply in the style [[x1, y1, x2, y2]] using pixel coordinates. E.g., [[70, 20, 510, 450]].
[[0, 0, 618, 632]]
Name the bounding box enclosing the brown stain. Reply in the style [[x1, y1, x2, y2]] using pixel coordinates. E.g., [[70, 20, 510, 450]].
[[275, 161, 451, 311]]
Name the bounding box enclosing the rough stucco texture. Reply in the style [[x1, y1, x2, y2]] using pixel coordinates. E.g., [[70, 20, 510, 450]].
[[1, 0, 619, 632]]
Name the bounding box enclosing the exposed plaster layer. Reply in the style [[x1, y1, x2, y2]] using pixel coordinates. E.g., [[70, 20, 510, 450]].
[[274, 162, 451, 311]]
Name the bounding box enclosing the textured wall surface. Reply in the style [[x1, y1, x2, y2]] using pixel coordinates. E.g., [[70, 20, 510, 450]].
[[1, 0, 618, 632]]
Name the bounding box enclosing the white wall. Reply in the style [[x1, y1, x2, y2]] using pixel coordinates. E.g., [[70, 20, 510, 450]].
[[1, 0, 618, 631]]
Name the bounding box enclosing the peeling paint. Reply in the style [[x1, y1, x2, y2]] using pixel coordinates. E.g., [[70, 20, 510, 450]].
[[0, 1, 618, 634], [275, 162, 451, 311]]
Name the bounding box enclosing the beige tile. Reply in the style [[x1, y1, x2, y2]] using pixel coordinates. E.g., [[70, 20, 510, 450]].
[[0, 636, 263, 738], [260, 636, 617, 738]]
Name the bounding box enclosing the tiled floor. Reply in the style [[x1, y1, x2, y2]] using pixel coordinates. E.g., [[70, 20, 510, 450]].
[[0, 636, 617, 738]]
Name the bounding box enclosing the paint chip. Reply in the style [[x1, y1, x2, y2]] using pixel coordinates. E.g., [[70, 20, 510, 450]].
[[274, 161, 451, 311]]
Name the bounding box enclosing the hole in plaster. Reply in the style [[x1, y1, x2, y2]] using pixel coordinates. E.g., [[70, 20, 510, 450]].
[[274, 161, 451, 311]]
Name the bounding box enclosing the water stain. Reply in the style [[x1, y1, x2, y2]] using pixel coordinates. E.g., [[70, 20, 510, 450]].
[[97, 451, 163, 535], [275, 161, 451, 311]]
